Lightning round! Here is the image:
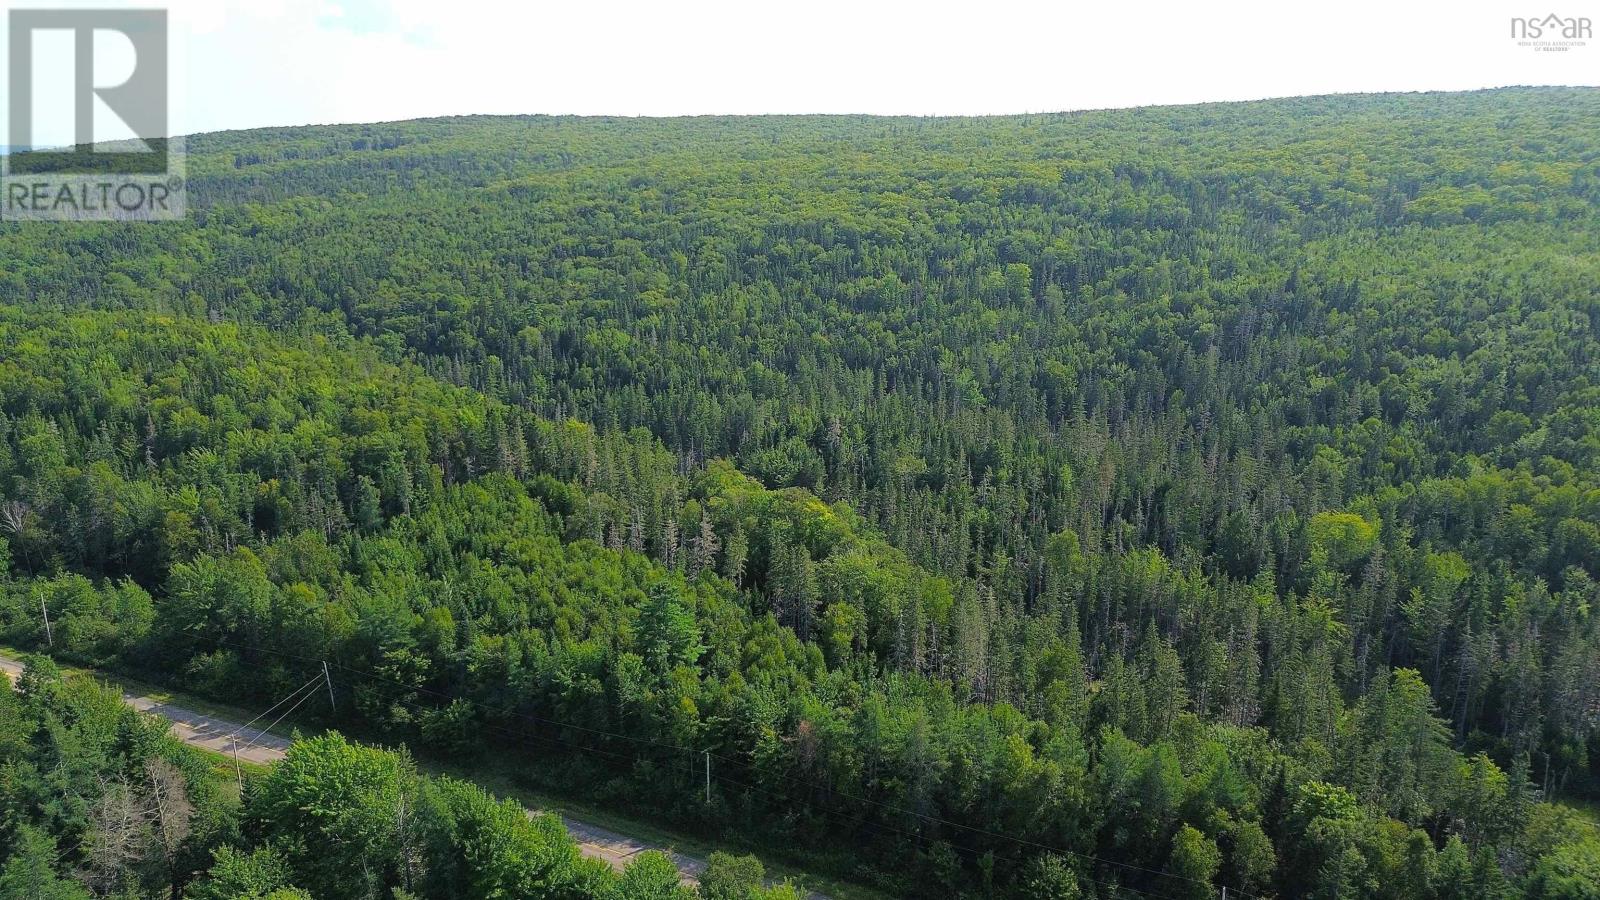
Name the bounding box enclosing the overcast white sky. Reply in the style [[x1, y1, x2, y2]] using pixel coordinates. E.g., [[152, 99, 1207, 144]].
[[4, 0, 1598, 143]]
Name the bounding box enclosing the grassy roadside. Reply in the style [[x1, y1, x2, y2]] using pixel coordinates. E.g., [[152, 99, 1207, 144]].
[[192, 744, 273, 801], [0, 646, 318, 742], [109, 669, 321, 741], [2, 645, 893, 900], [2, 646, 276, 798], [415, 749, 894, 900]]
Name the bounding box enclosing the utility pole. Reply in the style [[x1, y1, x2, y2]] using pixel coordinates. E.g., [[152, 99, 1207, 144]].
[[704, 750, 711, 806], [38, 590, 52, 648], [321, 661, 336, 713], [231, 737, 243, 789]]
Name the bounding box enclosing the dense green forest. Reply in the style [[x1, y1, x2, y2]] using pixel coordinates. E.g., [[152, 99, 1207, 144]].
[[2, 87, 1599, 898], [0, 655, 800, 900]]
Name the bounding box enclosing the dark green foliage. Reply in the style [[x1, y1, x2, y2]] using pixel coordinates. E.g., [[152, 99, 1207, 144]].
[[1, 87, 1599, 897], [186, 846, 298, 900], [0, 675, 660, 900], [638, 583, 706, 677], [412, 776, 596, 900], [248, 733, 416, 900], [0, 826, 91, 900], [699, 852, 765, 900], [618, 852, 695, 900]]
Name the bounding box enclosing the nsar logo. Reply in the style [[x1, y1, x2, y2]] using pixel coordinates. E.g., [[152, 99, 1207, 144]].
[[1510, 13, 1593, 51]]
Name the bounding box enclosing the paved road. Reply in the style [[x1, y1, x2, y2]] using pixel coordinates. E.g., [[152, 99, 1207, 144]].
[[0, 653, 823, 896]]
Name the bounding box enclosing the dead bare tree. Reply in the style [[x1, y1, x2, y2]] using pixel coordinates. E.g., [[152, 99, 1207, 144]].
[[0, 499, 30, 536], [82, 776, 147, 896], [80, 759, 194, 898], [145, 757, 194, 884]]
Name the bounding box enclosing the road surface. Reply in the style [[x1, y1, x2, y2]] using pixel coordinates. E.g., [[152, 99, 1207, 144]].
[[1, 653, 292, 764], [0, 653, 824, 896]]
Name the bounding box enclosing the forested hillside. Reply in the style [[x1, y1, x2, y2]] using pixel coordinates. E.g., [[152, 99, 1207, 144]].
[[2, 87, 1599, 898]]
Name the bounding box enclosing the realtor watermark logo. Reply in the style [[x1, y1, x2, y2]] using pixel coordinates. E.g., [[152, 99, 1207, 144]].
[[3, 8, 184, 221], [1511, 12, 1593, 51]]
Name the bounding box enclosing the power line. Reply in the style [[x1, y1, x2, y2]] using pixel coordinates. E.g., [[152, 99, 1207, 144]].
[[354, 679, 1138, 897], [205, 652, 1233, 899], [205, 636, 694, 755], [352, 675, 656, 770], [202, 635, 1252, 897], [241, 681, 322, 751], [218, 673, 324, 745], [228, 637, 1249, 895], [704, 744, 1240, 896]]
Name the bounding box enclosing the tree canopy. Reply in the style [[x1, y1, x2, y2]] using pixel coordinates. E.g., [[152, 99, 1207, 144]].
[[2, 87, 1599, 897]]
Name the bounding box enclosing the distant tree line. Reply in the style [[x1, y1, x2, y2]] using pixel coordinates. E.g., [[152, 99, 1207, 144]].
[[1, 87, 1599, 896]]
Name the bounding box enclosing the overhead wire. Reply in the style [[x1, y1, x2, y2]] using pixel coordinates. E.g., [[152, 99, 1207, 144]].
[[199, 635, 1255, 898], [218, 673, 325, 744], [357, 677, 1185, 900], [240, 679, 323, 750]]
